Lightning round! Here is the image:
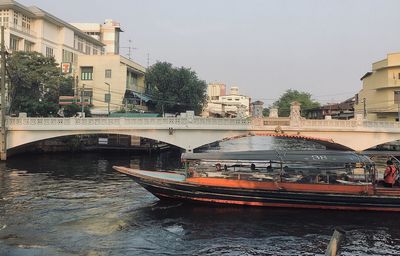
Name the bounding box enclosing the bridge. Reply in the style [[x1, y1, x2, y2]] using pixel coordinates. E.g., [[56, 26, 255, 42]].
[[2, 107, 400, 160]]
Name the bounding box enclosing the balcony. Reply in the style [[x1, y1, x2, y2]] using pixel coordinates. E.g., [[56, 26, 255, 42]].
[[1, 22, 36, 37]]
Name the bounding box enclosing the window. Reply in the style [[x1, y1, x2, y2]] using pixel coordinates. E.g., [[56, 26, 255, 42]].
[[45, 46, 54, 57], [394, 91, 400, 104], [0, 9, 9, 26], [13, 11, 19, 26], [21, 15, 30, 31], [24, 41, 33, 52], [355, 94, 359, 105], [93, 48, 98, 55], [9, 36, 19, 51], [105, 69, 112, 78], [81, 67, 93, 80], [77, 38, 84, 52], [85, 44, 91, 54], [62, 49, 73, 63]]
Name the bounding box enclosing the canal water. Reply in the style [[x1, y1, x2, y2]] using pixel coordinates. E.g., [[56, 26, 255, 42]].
[[1, 137, 400, 255]]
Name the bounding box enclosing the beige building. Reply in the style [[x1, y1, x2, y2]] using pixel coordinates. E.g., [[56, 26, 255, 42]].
[[71, 19, 122, 55], [77, 55, 146, 115], [207, 82, 226, 100], [355, 52, 400, 121]]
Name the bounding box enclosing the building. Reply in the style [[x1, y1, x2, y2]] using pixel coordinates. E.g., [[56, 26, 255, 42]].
[[0, 0, 148, 115], [71, 19, 122, 55], [205, 85, 250, 118], [307, 97, 355, 120], [77, 54, 147, 115], [0, 0, 105, 69], [207, 82, 226, 101], [354, 52, 400, 121]]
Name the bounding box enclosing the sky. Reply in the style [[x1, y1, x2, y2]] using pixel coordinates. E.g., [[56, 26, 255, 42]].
[[18, 0, 400, 106]]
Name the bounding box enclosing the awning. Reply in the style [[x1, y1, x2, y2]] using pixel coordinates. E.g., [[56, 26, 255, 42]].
[[126, 90, 152, 103]]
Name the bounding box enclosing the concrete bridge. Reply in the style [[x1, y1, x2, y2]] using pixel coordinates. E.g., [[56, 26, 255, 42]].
[[3, 110, 400, 160]]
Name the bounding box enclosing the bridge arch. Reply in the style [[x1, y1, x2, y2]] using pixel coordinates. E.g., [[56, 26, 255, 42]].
[[6, 129, 251, 152]]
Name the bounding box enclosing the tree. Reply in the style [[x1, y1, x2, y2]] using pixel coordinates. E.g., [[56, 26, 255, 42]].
[[273, 89, 320, 117], [6, 51, 74, 117], [145, 62, 207, 115]]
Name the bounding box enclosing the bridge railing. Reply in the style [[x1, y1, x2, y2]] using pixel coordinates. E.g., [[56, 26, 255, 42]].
[[6, 117, 252, 128], [363, 120, 400, 128], [300, 119, 358, 128]]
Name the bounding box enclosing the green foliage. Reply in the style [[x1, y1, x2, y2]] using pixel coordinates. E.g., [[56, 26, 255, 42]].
[[7, 51, 75, 117], [262, 108, 270, 117], [273, 89, 320, 117], [145, 62, 207, 115]]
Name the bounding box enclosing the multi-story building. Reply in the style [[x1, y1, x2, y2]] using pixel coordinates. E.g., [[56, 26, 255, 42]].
[[355, 53, 400, 121], [307, 97, 355, 120], [207, 82, 226, 101], [71, 19, 122, 55], [77, 54, 147, 115], [205, 85, 250, 118], [0, 0, 148, 115], [0, 0, 105, 69]]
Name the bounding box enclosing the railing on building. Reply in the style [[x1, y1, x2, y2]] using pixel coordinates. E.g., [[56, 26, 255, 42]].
[[2, 22, 36, 36]]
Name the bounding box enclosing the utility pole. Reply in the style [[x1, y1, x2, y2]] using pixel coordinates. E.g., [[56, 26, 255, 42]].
[[104, 82, 111, 116], [363, 98, 367, 119], [1, 26, 6, 160], [81, 84, 85, 117]]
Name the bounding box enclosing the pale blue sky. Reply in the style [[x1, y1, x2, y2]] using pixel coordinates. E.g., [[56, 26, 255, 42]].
[[18, 0, 400, 105]]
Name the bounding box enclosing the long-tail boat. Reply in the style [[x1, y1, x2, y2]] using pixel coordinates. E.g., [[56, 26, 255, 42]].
[[113, 150, 400, 211]]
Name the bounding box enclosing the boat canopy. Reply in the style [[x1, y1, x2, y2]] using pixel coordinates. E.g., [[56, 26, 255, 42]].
[[182, 150, 373, 164]]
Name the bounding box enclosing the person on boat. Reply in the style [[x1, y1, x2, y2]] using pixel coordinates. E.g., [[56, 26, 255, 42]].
[[251, 163, 256, 170], [384, 160, 397, 187]]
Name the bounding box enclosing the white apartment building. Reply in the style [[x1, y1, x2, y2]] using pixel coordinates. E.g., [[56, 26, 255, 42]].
[[71, 19, 122, 55], [0, 0, 105, 68], [205, 85, 250, 118]]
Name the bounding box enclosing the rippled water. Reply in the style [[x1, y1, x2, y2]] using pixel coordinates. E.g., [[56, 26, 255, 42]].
[[1, 137, 400, 255]]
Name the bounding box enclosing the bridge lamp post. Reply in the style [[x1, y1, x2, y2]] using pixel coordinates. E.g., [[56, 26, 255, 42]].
[[104, 82, 111, 116]]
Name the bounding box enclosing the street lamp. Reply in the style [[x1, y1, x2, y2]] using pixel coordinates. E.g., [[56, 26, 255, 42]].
[[104, 82, 111, 116]]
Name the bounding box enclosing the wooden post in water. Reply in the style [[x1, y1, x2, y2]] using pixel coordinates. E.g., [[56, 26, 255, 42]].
[[325, 228, 345, 256]]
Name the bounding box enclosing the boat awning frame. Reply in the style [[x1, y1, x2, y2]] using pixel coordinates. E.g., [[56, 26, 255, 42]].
[[182, 150, 373, 165]]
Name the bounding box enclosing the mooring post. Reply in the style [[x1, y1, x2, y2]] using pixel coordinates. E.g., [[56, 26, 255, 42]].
[[325, 228, 345, 256], [0, 26, 6, 161]]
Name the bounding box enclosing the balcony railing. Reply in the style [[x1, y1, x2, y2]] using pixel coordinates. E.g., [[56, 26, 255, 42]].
[[1, 22, 36, 37]]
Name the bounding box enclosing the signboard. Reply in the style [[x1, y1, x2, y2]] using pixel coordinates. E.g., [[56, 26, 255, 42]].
[[98, 138, 108, 145], [61, 62, 72, 74]]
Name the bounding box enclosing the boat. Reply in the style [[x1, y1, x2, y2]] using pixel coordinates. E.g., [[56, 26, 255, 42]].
[[113, 150, 400, 212]]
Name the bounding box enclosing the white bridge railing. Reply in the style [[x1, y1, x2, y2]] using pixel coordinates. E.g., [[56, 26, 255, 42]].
[[5, 116, 400, 130]]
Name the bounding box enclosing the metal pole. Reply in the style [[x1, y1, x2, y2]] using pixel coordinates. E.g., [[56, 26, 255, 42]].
[[108, 83, 110, 116], [1, 26, 6, 160], [363, 98, 367, 119], [81, 84, 85, 117]]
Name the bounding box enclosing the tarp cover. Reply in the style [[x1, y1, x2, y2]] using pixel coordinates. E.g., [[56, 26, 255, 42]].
[[182, 150, 373, 164]]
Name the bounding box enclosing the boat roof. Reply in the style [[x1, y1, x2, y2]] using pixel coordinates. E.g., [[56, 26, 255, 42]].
[[182, 150, 373, 164]]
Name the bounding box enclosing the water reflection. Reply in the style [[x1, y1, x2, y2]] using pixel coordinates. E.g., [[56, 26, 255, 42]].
[[0, 137, 399, 255]]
